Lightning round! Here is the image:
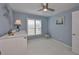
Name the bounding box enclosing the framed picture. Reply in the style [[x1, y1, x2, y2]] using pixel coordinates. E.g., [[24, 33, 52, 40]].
[[56, 16, 64, 25]]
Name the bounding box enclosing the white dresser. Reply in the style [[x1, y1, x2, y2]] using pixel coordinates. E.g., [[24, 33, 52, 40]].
[[0, 31, 27, 55]]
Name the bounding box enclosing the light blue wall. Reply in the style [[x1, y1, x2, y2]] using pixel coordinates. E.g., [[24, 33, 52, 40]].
[[0, 3, 14, 36], [7, 4, 14, 29], [13, 11, 49, 34], [48, 6, 79, 46]]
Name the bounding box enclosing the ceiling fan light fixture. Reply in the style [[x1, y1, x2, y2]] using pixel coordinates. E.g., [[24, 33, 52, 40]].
[[43, 8, 47, 11], [38, 3, 55, 12]]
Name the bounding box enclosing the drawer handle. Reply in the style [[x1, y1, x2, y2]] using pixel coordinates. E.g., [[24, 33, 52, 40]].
[[24, 37, 26, 39], [72, 34, 76, 36]]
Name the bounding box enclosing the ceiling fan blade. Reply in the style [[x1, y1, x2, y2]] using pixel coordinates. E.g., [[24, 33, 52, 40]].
[[38, 3, 55, 12], [38, 9, 43, 11], [41, 3, 45, 9], [46, 3, 48, 8], [48, 8, 55, 11], [41, 3, 48, 9]]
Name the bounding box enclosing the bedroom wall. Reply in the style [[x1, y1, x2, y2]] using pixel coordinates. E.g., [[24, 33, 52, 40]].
[[7, 4, 14, 29], [0, 3, 14, 36], [48, 6, 79, 46], [13, 11, 49, 35]]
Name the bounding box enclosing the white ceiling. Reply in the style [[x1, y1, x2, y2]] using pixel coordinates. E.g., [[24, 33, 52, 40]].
[[8, 3, 79, 17]]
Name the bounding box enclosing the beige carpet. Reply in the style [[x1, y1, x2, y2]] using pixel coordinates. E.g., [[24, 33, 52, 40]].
[[0, 38, 76, 55]]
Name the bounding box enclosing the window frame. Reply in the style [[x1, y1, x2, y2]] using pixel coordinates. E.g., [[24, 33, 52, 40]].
[[27, 19, 42, 36]]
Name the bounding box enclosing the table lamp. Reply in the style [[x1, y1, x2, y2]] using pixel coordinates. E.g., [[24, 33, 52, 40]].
[[15, 19, 22, 32]]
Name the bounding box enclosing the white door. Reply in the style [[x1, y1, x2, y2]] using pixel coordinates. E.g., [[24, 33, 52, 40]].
[[72, 11, 79, 54]]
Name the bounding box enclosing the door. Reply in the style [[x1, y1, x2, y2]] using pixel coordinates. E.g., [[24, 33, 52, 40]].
[[27, 19, 42, 36], [36, 20, 42, 35], [27, 19, 35, 36], [72, 11, 79, 54]]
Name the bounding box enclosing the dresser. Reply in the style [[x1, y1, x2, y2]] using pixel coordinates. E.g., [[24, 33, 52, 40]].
[[0, 31, 27, 55]]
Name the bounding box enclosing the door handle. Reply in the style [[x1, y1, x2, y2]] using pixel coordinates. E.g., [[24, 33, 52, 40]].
[[72, 34, 76, 36]]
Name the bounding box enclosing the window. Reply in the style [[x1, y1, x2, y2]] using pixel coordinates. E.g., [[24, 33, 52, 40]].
[[27, 20, 35, 35], [36, 20, 41, 35], [27, 19, 41, 36]]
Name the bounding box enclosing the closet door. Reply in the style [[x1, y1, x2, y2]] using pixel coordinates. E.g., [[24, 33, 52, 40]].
[[72, 11, 79, 54]]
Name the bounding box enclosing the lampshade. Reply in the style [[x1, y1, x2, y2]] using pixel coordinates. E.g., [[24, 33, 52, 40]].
[[15, 19, 22, 25]]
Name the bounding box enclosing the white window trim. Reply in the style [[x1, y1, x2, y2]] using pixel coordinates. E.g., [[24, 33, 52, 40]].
[[27, 18, 42, 36]]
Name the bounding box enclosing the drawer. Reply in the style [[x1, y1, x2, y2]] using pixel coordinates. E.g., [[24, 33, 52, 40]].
[[0, 37, 27, 55]]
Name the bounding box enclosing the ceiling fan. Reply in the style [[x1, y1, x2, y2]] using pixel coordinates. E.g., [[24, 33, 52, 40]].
[[38, 3, 55, 12]]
